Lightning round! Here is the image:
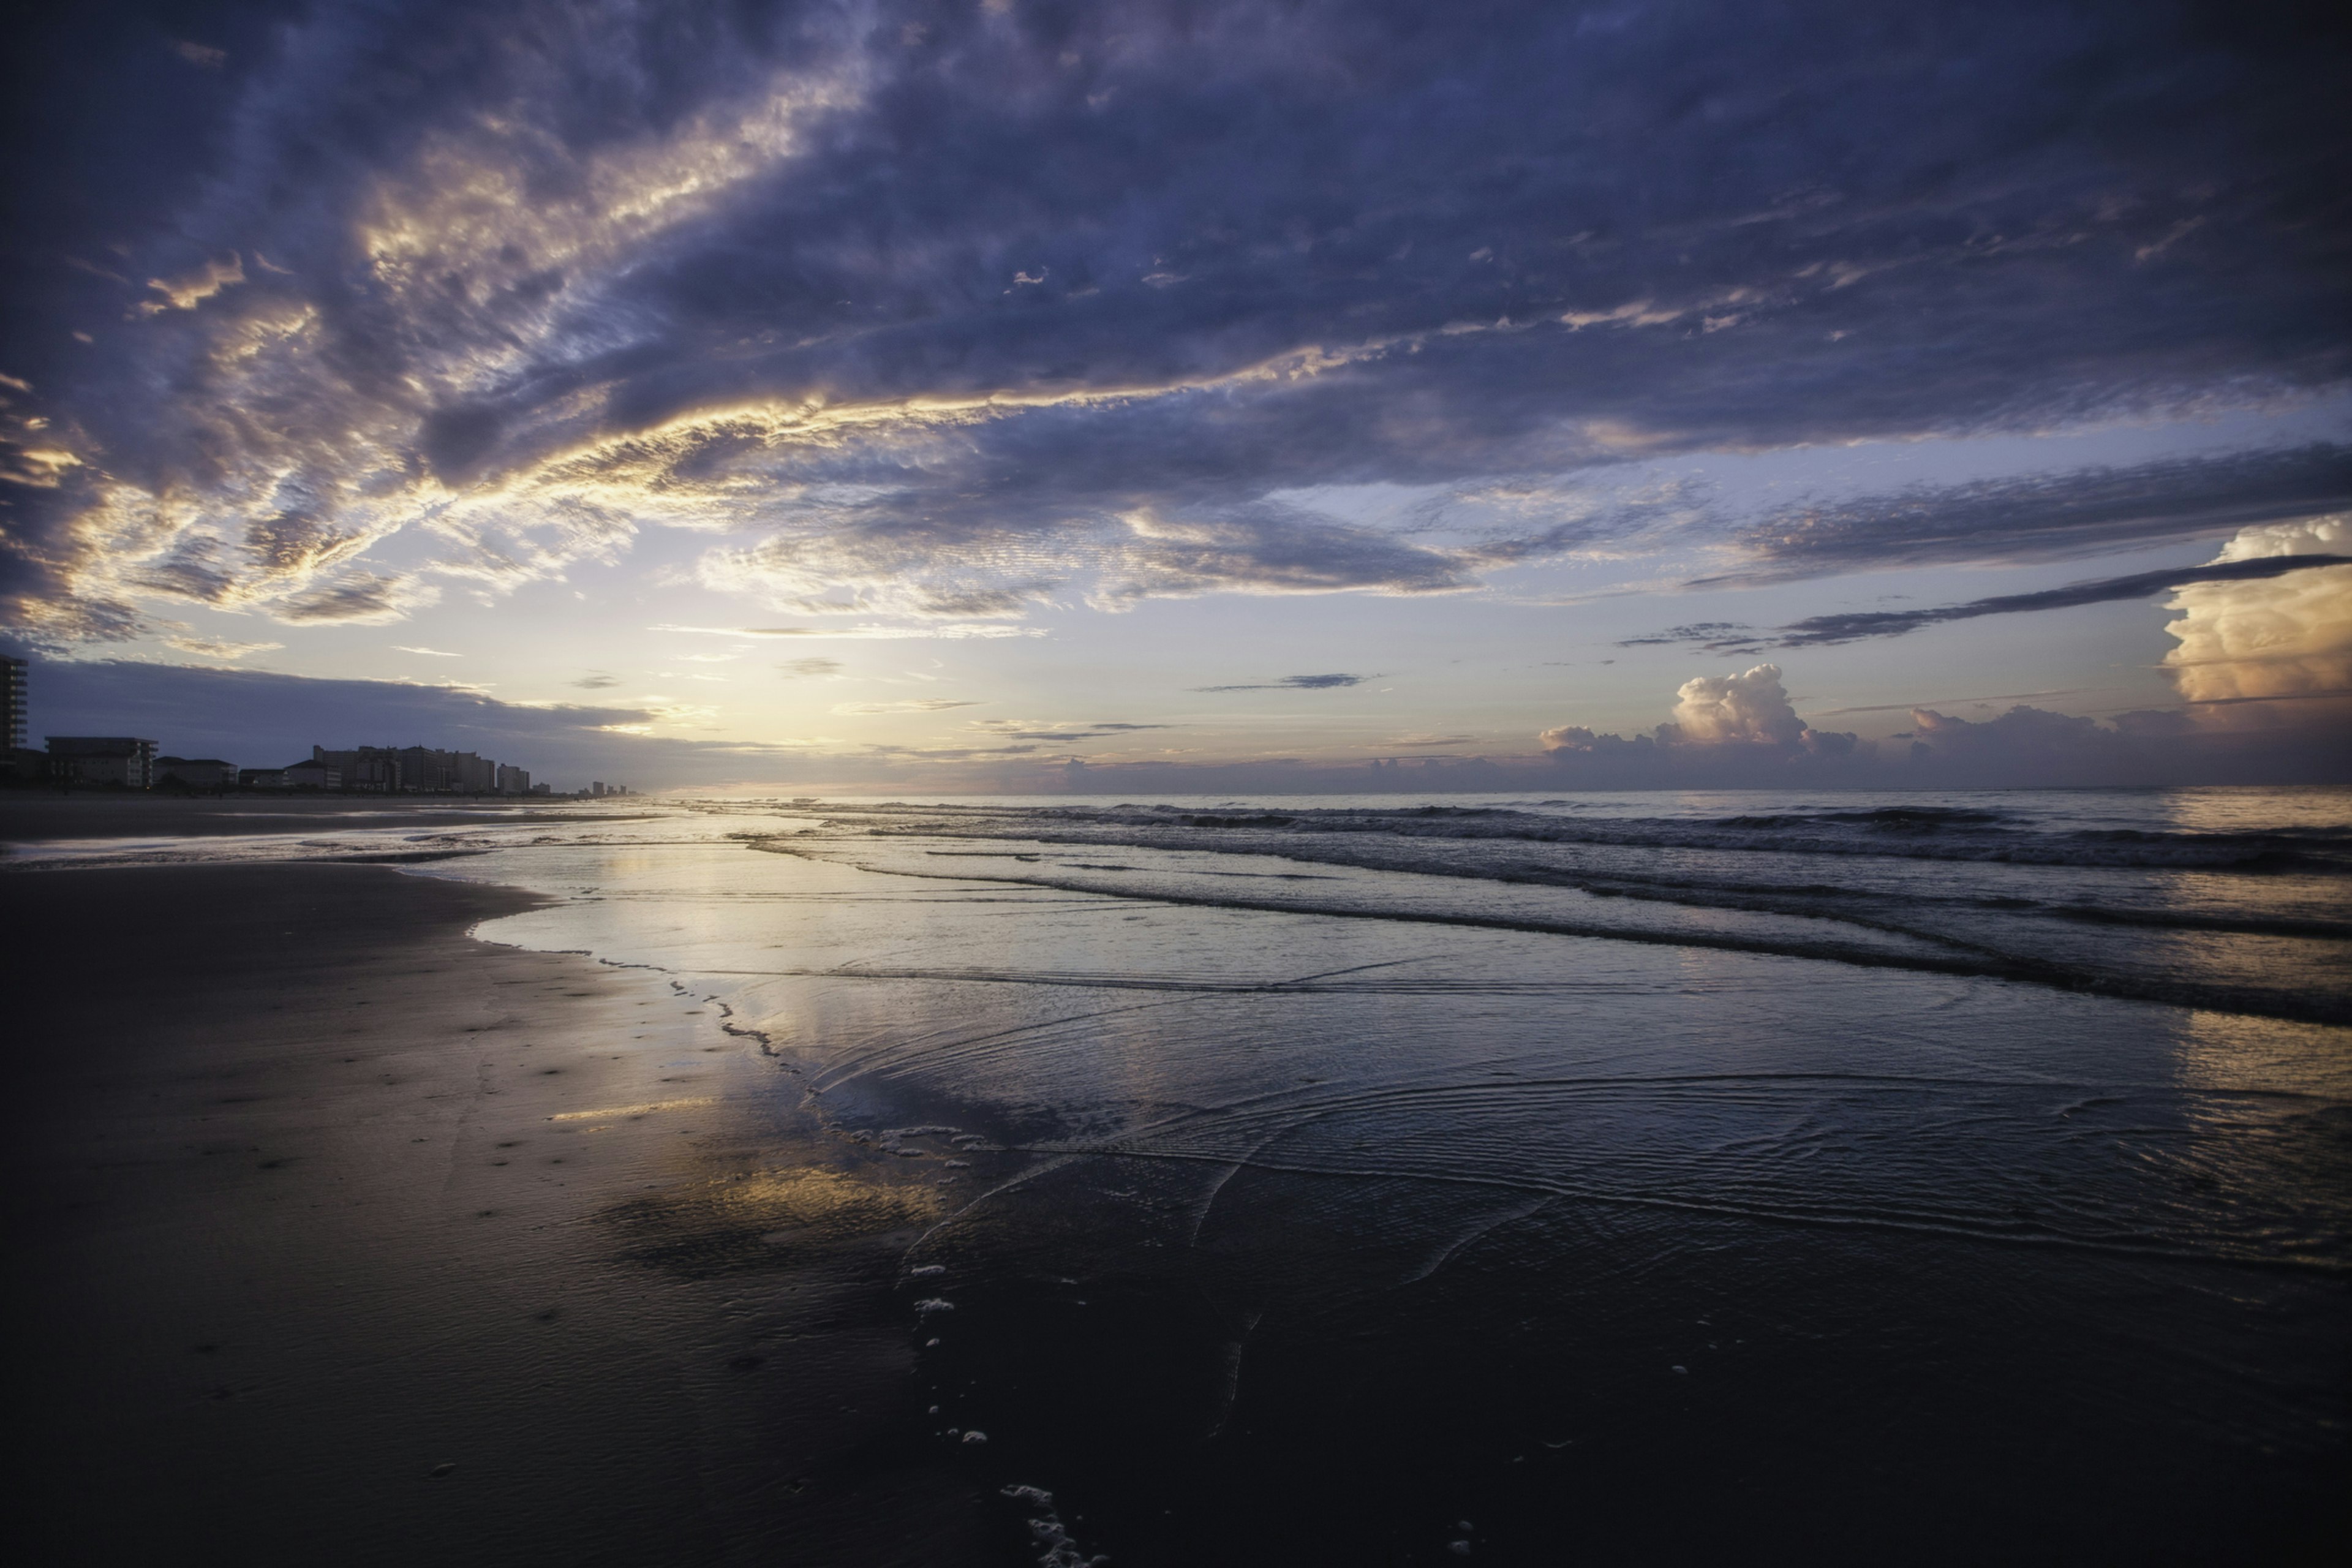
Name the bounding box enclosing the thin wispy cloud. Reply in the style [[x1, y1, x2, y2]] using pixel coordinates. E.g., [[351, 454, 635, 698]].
[[1630, 554, 2352, 650], [969, 720, 1174, 743], [1699, 444, 2352, 584], [833, 698, 983, 715], [1194, 674, 1376, 693], [160, 635, 282, 660], [649, 624, 1044, 641]]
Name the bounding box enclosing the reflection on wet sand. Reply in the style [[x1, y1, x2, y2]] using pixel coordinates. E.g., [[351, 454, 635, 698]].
[[425, 801, 2346, 1563], [603, 1164, 946, 1276]]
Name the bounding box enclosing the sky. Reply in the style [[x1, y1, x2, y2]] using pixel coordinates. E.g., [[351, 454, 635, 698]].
[[2, 0, 2348, 792]]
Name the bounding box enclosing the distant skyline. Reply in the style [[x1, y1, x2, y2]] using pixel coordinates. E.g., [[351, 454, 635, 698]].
[[3, 2, 2347, 791]]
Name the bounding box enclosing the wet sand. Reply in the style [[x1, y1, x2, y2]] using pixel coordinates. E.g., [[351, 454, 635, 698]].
[[4, 863, 992, 1566]]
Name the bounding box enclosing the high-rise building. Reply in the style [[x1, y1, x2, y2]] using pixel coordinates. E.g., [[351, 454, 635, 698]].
[[395, 745, 456, 791], [1, 656, 24, 750], [496, 763, 530, 794], [314, 745, 403, 790]]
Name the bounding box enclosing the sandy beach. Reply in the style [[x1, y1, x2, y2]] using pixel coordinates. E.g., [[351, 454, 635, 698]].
[[5, 860, 993, 1566]]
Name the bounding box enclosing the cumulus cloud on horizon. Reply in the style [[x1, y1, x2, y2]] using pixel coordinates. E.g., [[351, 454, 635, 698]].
[[1528, 654, 2346, 788], [1539, 663, 1858, 762]]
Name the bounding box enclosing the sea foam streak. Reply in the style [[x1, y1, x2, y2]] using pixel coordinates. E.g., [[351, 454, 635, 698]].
[[770, 790, 2352, 1025]]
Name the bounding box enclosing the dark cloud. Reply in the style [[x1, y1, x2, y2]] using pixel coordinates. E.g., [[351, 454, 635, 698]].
[[1634, 553, 2352, 650], [275, 577, 410, 624], [1705, 443, 2352, 582], [1194, 674, 1374, 693], [4, 1, 2347, 636], [570, 673, 622, 690], [1099, 506, 1471, 603], [1618, 622, 1754, 648]]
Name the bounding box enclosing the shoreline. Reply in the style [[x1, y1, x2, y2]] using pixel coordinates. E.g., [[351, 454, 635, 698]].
[[0, 791, 665, 847], [5, 859, 993, 1565]]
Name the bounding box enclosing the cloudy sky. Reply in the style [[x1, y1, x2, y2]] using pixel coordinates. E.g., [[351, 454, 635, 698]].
[[3, 0, 2347, 790]]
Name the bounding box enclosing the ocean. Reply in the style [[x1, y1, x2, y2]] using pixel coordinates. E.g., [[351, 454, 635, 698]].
[[14, 786, 2349, 1561]]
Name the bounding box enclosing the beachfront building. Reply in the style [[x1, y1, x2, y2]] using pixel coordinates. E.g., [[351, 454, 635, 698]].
[[393, 745, 497, 793], [309, 742, 532, 793], [1, 656, 24, 750], [47, 736, 157, 788], [396, 745, 455, 791], [156, 756, 238, 789]]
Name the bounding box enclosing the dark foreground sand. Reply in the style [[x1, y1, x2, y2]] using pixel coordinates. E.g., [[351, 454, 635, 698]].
[[5, 863, 989, 1566]]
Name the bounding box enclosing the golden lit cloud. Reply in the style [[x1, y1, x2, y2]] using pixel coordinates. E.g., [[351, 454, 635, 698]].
[[140, 252, 246, 313]]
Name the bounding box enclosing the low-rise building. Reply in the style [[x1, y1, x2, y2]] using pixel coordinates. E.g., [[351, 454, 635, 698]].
[[48, 736, 157, 788], [240, 760, 339, 789], [156, 756, 237, 789]]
